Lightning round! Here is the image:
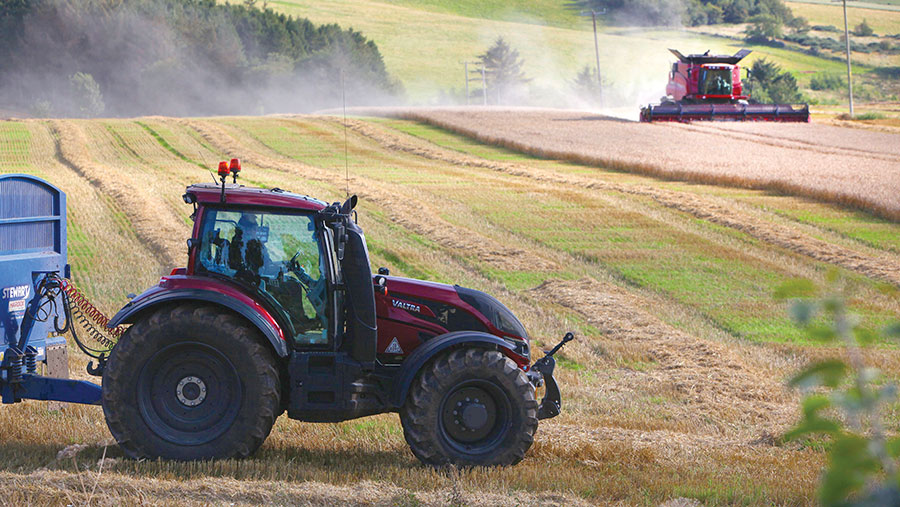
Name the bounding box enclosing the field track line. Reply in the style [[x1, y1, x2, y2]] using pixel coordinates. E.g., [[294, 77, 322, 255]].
[[50, 120, 188, 267], [529, 278, 797, 439], [20, 122, 162, 303], [382, 109, 900, 222], [338, 117, 900, 287], [675, 123, 900, 163], [179, 119, 556, 272]]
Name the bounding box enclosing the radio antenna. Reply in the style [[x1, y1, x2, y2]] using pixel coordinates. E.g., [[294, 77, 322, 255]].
[[198, 149, 217, 184], [341, 68, 350, 198]]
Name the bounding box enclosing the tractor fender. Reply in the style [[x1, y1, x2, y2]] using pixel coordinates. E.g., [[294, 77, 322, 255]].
[[108, 280, 288, 357], [390, 330, 516, 408]]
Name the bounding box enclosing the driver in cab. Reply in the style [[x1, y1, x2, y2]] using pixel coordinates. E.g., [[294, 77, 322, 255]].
[[229, 212, 325, 337]]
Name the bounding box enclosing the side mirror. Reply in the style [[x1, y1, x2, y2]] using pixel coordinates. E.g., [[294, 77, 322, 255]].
[[341, 195, 358, 214]]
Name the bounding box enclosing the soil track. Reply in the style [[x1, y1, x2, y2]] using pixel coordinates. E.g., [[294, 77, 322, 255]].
[[336, 116, 900, 287], [356, 108, 900, 221]]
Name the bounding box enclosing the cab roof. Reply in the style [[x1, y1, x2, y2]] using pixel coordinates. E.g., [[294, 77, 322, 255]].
[[185, 183, 328, 211], [669, 48, 751, 65]]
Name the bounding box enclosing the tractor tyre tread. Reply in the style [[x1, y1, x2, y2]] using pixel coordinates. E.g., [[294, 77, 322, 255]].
[[400, 348, 538, 467], [102, 304, 281, 460]]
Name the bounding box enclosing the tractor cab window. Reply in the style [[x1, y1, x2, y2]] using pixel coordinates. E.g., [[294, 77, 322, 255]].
[[196, 208, 330, 346], [699, 68, 732, 95]]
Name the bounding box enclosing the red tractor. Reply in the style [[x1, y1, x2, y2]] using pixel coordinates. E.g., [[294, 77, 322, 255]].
[[640, 48, 809, 123], [100, 162, 571, 467]]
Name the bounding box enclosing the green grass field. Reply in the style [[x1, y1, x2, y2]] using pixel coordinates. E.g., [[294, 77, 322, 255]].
[[0, 113, 897, 504], [787, 1, 900, 34], [259, 0, 881, 102]]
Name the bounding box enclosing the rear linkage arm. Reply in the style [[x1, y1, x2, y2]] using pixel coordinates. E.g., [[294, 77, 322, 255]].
[[528, 332, 574, 420]]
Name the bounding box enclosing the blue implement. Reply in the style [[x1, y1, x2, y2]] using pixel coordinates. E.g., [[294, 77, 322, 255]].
[[1, 374, 102, 405], [0, 174, 102, 405]]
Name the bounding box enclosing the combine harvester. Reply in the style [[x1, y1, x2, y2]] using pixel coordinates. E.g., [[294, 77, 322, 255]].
[[0, 168, 572, 467], [640, 48, 809, 123]]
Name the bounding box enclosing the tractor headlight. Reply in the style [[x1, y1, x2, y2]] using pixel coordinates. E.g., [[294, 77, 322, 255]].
[[503, 337, 529, 359]]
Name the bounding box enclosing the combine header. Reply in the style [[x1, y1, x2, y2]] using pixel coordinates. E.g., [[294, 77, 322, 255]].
[[640, 49, 809, 123]]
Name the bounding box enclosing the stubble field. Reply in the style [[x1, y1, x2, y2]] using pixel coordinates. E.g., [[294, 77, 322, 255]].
[[0, 111, 898, 505]]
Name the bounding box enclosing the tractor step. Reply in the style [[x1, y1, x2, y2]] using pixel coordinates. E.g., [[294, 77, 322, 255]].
[[286, 352, 388, 422], [641, 102, 810, 123]]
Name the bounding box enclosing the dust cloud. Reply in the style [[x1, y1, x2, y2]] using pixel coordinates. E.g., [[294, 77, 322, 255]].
[[426, 3, 705, 121], [0, 0, 710, 120], [0, 0, 401, 118]]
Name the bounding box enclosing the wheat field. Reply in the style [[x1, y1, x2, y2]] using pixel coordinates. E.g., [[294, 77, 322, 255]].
[[372, 107, 900, 222], [0, 113, 898, 505]]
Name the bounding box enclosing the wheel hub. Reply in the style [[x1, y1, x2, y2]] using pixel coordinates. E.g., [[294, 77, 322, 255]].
[[137, 342, 242, 446], [176, 376, 207, 407], [442, 386, 498, 443], [461, 403, 488, 430]]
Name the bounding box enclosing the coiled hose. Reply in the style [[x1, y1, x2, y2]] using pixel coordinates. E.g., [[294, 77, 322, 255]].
[[33, 274, 123, 364]]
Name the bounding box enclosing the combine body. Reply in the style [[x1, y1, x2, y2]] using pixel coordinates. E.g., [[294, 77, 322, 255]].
[[640, 49, 809, 123]]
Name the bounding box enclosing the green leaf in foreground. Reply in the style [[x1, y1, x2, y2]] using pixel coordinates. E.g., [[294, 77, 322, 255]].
[[783, 275, 900, 505], [790, 361, 847, 389], [885, 322, 900, 339], [789, 300, 818, 326], [782, 395, 840, 441], [820, 436, 879, 505]]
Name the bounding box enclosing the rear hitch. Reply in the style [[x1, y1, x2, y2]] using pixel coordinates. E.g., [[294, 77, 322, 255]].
[[86, 354, 106, 377], [529, 332, 574, 420]]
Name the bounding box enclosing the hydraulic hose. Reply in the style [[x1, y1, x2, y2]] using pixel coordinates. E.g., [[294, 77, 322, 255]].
[[33, 274, 123, 363]]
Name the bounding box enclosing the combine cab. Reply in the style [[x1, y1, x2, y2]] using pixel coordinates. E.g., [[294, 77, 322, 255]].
[[640, 49, 809, 123]]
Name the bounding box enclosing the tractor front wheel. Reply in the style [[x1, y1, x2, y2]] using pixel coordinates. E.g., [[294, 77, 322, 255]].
[[102, 305, 281, 460], [400, 348, 538, 467]]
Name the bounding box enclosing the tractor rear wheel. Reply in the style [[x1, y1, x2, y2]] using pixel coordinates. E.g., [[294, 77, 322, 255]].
[[400, 348, 538, 467], [102, 305, 281, 460]]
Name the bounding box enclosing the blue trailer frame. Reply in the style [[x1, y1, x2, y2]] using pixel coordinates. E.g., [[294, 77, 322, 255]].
[[0, 174, 102, 405]]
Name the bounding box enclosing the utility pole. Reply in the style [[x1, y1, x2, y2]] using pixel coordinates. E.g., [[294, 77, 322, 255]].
[[842, 0, 855, 117], [582, 9, 606, 107], [461, 61, 485, 106], [463, 61, 470, 105], [481, 65, 487, 106]]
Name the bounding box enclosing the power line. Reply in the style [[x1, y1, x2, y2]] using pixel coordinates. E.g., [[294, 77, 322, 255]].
[[581, 9, 606, 108], [841, 0, 855, 117]]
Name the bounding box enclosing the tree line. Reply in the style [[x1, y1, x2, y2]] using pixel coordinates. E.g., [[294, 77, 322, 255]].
[[0, 0, 401, 117], [567, 0, 794, 27]]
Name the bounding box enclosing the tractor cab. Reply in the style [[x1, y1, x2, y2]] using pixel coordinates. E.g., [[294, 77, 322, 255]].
[[195, 206, 332, 346], [183, 183, 377, 364]]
